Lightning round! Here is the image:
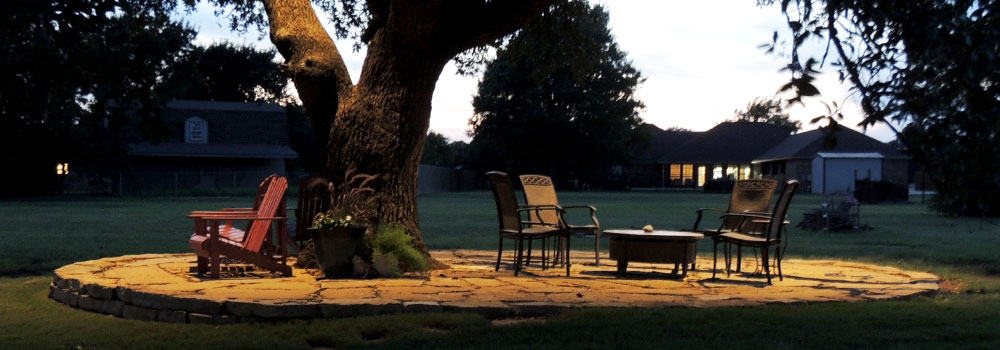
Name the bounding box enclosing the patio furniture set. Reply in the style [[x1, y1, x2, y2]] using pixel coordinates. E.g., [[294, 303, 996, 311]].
[[183, 172, 798, 285], [487, 171, 798, 285]]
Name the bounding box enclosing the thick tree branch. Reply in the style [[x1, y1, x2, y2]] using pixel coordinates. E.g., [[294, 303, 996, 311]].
[[261, 0, 353, 150], [441, 0, 562, 55]]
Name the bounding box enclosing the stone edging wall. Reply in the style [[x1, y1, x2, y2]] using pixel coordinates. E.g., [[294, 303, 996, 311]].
[[49, 274, 556, 324]]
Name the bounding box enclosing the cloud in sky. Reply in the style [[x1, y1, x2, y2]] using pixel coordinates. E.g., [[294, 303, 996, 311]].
[[176, 1, 899, 143]]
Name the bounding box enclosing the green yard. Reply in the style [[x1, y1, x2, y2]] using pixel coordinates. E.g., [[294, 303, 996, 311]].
[[2, 191, 999, 348]]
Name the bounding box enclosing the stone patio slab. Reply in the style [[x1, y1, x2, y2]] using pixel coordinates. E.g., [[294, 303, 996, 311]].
[[50, 250, 939, 323]]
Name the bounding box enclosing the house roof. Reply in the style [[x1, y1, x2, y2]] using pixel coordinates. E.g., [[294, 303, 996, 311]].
[[753, 126, 905, 163], [129, 142, 298, 159], [816, 152, 884, 159], [663, 121, 791, 164], [166, 100, 285, 113], [633, 124, 700, 163]]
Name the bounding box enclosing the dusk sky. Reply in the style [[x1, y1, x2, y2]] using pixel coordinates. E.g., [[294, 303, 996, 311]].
[[177, 1, 901, 143]]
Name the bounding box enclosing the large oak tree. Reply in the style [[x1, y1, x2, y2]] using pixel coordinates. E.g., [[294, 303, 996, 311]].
[[194, 0, 563, 254]]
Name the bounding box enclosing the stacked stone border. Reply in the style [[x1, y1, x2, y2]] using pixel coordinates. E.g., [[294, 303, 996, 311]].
[[49, 274, 566, 324]]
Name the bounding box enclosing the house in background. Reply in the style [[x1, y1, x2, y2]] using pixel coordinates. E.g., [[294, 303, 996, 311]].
[[126, 100, 298, 194], [624, 122, 790, 188], [625, 122, 908, 194], [752, 126, 908, 194]]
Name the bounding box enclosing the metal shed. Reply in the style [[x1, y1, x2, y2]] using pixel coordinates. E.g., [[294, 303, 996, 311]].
[[811, 152, 884, 194]]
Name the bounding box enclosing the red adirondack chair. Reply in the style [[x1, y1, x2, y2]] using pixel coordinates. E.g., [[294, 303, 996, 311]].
[[188, 176, 293, 278]]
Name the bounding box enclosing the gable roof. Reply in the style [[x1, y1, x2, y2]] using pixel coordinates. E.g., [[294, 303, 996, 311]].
[[664, 121, 791, 163], [633, 124, 700, 163], [130, 142, 298, 159], [753, 126, 905, 162], [166, 100, 285, 113]]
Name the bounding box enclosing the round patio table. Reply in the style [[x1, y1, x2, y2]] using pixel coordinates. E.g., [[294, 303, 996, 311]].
[[603, 229, 704, 276]]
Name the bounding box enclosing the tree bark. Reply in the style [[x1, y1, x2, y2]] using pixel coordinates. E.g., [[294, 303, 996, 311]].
[[260, 0, 561, 258]]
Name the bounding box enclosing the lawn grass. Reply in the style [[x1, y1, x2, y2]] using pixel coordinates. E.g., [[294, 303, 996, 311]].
[[1, 191, 1000, 348]]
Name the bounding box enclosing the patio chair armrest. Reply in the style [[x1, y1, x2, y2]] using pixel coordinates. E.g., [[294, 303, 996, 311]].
[[519, 204, 565, 213], [562, 205, 600, 228], [721, 212, 772, 221], [219, 208, 254, 211], [693, 208, 725, 231]]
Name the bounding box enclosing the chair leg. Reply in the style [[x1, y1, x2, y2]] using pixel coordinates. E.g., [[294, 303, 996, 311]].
[[775, 245, 783, 281], [496, 236, 503, 272], [514, 238, 523, 276], [725, 242, 731, 276], [594, 229, 601, 265], [712, 240, 719, 279], [736, 246, 742, 272], [565, 234, 571, 277], [196, 256, 208, 275], [762, 245, 771, 285], [526, 239, 533, 267]]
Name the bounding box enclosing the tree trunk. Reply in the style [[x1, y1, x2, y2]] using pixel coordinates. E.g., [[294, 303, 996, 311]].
[[260, 0, 562, 259], [326, 36, 451, 255]]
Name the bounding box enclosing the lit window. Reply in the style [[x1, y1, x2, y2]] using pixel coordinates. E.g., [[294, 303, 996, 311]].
[[56, 163, 69, 175], [726, 165, 738, 179], [670, 164, 681, 181], [185, 117, 208, 144], [742, 166, 752, 180], [697, 166, 707, 187], [682, 164, 694, 185], [712, 166, 723, 179]]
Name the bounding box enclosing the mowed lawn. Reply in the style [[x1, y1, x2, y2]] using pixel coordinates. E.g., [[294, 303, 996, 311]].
[[2, 191, 1000, 348]]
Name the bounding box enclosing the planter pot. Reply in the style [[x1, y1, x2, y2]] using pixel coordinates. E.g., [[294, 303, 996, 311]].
[[313, 225, 367, 278]]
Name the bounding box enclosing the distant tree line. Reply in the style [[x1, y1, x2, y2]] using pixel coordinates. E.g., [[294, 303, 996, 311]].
[[1, 0, 294, 195]]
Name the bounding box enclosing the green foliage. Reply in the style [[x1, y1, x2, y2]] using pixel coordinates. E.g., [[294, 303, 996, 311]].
[[731, 97, 801, 134], [1, 0, 193, 194], [768, 0, 1000, 216], [467, 0, 644, 185], [165, 42, 288, 103], [421, 132, 467, 168], [370, 224, 430, 276]]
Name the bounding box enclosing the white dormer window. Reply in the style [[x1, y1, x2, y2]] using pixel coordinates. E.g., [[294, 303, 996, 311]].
[[185, 117, 208, 144]]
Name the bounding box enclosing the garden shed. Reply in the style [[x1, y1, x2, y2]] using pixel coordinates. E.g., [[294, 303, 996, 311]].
[[810, 152, 883, 194]]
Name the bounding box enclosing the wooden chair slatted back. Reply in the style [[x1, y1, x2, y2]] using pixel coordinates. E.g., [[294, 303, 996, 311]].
[[244, 176, 288, 252], [487, 171, 521, 232], [724, 179, 779, 229], [519, 175, 561, 226], [296, 176, 330, 239], [767, 180, 799, 241]]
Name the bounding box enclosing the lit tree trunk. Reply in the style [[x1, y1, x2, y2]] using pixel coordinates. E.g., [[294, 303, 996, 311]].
[[261, 0, 560, 258]]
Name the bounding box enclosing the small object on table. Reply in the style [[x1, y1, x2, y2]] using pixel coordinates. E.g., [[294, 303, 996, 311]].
[[642, 225, 654, 232], [603, 229, 704, 276]]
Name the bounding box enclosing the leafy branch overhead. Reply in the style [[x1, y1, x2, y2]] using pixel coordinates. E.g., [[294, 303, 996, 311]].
[[766, 0, 1000, 216]]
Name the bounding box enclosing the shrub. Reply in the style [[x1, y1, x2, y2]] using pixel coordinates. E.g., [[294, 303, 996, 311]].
[[854, 180, 908, 203], [369, 224, 429, 276]]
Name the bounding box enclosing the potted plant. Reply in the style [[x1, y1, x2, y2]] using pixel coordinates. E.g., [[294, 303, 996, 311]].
[[310, 169, 379, 278]]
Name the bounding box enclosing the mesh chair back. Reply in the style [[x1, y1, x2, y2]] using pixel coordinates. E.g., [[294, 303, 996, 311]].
[[767, 180, 799, 241], [519, 175, 561, 226], [724, 179, 779, 229], [486, 171, 521, 232]]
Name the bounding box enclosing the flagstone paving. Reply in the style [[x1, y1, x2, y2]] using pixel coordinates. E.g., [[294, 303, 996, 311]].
[[50, 250, 939, 323]]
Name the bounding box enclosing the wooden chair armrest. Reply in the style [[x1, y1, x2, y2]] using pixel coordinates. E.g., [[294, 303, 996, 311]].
[[219, 208, 254, 211], [721, 212, 772, 221], [188, 210, 256, 218], [750, 219, 791, 225]]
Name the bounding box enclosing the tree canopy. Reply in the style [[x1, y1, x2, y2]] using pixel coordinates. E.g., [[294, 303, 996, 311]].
[[467, 0, 644, 186], [167, 42, 288, 103], [1, 0, 193, 193], [769, 0, 1000, 216], [731, 97, 800, 134]]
